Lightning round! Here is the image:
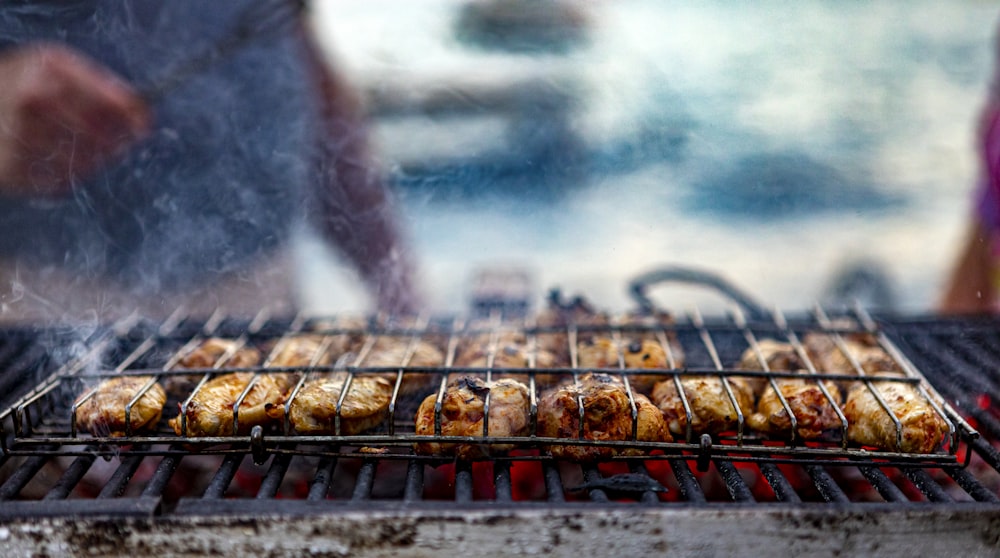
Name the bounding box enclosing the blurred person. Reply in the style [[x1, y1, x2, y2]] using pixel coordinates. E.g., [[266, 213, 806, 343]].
[[941, 22, 1000, 314], [0, 1, 419, 324]]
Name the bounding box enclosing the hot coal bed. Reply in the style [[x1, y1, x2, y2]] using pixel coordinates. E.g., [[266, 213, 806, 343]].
[[0, 303, 999, 557]]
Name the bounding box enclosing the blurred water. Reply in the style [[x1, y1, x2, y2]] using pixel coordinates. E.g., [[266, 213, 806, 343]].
[[300, 0, 998, 315]]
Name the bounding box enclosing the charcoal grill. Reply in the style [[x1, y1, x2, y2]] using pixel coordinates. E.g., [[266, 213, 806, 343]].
[[1, 278, 1000, 556]]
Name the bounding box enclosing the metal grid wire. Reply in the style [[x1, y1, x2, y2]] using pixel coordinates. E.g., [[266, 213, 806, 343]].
[[0, 304, 977, 470], [1, 307, 1000, 509]]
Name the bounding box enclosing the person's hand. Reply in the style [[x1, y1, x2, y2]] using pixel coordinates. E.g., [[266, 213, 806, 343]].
[[0, 43, 150, 197]]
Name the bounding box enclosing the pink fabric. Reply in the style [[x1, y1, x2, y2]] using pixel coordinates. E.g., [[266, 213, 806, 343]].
[[985, 105, 1000, 203], [977, 105, 1000, 233]]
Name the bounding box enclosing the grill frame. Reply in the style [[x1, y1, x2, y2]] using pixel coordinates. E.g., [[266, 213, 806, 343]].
[[0, 307, 975, 465], [0, 308, 998, 524]]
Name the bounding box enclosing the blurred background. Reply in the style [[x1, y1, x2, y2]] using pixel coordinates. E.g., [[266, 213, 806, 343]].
[[294, 0, 998, 316]]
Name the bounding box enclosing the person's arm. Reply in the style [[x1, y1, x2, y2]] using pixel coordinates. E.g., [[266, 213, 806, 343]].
[[298, 27, 421, 315], [940, 80, 1000, 315], [0, 43, 149, 197], [940, 220, 996, 314]]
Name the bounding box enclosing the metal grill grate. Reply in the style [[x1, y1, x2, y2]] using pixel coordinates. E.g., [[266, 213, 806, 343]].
[[0, 306, 998, 516]]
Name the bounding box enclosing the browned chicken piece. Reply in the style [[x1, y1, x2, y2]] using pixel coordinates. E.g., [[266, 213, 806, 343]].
[[453, 330, 562, 386], [414, 376, 531, 460], [537, 373, 670, 461], [310, 315, 369, 332], [168, 372, 291, 436], [748, 378, 843, 440], [267, 334, 334, 367], [75, 376, 166, 437], [835, 342, 899, 375], [359, 336, 445, 398], [576, 336, 619, 369], [619, 310, 687, 368], [737, 338, 805, 395], [622, 338, 673, 394], [535, 296, 611, 362], [739, 339, 843, 440], [271, 373, 393, 435], [466, 323, 526, 341], [647, 328, 753, 440], [535, 330, 571, 367], [574, 311, 685, 393], [165, 337, 262, 396], [454, 330, 530, 368], [622, 339, 668, 369], [455, 345, 547, 378], [740, 339, 806, 371], [651, 375, 754, 439], [307, 318, 367, 354], [804, 333, 899, 376], [175, 337, 261, 369], [362, 336, 444, 367], [576, 337, 671, 394], [841, 372, 950, 454]]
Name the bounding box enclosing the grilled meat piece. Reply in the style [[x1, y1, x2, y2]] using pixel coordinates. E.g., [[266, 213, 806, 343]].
[[619, 310, 686, 368], [75, 376, 166, 437], [748, 377, 843, 440], [739, 340, 843, 440], [165, 337, 262, 395], [534, 330, 572, 367], [310, 315, 369, 333], [175, 337, 261, 369], [359, 336, 446, 397], [576, 336, 619, 369], [414, 376, 531, 459], [454, 330, 561, 386], [535, 297, 687, 378], [534, 295, 611, 362], [841, 372, 950, 454], [576, 337, 671, 394], [737, 338, 805, 395], [306, 318, 367, 358], [273, 373, 393, 435], [573, 310, 685, 394], [267, 334, 334, 367], [651, 374, 754, 439], [455, 330, 530, 368], [834, 342, 899, 375], [804, 333, 899, 376], [739, 339, 805, 372], [537, 373, 670, 461], [622, 339, 668, 369], [168, 372, 291, 436], [622, 338, 672, 394], [363, 335, 444, 368], [801, 332, 942, 450]]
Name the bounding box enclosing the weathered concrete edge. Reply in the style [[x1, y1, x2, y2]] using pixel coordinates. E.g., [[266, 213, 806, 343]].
[[0, 504, 998, 557]]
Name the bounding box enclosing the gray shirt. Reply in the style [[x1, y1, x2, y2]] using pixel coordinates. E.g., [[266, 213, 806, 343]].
[[0, 1, 318, 293]]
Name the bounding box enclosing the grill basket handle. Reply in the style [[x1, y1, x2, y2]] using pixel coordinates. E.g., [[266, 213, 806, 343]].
[[628, 265, 770, 321]]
